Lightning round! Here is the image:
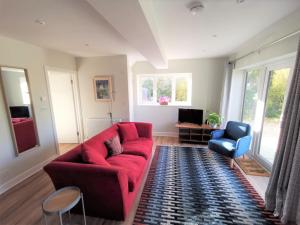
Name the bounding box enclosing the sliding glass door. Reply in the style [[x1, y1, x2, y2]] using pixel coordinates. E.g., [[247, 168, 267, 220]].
[[258, 68, 290, 164], [241, 60, 294, 170]]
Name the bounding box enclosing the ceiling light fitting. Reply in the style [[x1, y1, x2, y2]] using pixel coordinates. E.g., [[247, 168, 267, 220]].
[[35, 19, 46, 25], [188, 1, 204, 16]]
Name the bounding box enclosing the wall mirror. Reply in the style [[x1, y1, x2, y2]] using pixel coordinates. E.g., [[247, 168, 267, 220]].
[[0, 67, 39, 155]]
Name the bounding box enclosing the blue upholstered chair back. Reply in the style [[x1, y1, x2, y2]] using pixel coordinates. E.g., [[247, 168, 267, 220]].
[[225, 121, 251, 141]]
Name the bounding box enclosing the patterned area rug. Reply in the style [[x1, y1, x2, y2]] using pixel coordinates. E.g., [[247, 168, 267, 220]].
[[134, 146, 280, 225], [235, 158, 270, 177]]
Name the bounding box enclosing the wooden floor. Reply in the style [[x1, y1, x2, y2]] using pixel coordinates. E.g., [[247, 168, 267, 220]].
[[0, 136, 269, 225], [58, 143, 79, 155]]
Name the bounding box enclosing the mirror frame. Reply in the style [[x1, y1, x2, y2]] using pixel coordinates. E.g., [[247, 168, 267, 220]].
[[0, 66, 40, 156]]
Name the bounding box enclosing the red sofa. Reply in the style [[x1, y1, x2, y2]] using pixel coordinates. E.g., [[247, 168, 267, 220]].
[[44, 122, 153, 220], [12, 118, 37, 153]]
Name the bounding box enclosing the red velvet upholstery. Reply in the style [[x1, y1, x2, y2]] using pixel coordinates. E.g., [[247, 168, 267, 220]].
[[82, 124, 118, 159], [12, 118, 37, 153], [44, 122, 152, 220], [118, 123, 139, 142], [82, 143, 111, 166], [107, 154, 146, 192], [122, 138, 153, 159]]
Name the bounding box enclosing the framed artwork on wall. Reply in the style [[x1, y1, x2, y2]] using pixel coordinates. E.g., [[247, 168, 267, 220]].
[[93, 76, 112, 101]]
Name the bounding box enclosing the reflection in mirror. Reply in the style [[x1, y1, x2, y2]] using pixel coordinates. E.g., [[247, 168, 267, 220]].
[[0, 67, 39, 155]]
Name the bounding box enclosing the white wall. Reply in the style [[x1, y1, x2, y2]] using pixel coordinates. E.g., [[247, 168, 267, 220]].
[[1, 70, 26, 107], [0, 35, 76, 193], [231, 8, 300, 69], [132, 58, 226, 135], [76, 55, 129, 139], [225, 9, 300, 122]]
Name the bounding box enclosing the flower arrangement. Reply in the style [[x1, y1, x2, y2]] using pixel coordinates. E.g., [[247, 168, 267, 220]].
[[159, 96, 170, 105]]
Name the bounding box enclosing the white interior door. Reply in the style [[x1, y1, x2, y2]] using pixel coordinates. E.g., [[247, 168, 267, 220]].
[[47, 70, 79, 143]]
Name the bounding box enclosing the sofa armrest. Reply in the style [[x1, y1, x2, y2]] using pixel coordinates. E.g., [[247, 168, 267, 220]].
[[234, 135, 252, 158], [134, 122, 152, 139], [44, 162, 128, 219], [211, 129, 225, 139]]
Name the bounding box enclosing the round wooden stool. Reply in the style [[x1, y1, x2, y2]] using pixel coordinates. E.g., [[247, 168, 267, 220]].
[[42, 186, 87, 225]]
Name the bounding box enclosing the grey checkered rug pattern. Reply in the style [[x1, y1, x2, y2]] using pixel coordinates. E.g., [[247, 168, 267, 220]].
[[134, 146, 280, 225]]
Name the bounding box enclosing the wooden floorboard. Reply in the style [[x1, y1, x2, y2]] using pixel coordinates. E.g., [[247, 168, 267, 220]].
[[0, 137, 172, 225], [0, 136, 267, 225]]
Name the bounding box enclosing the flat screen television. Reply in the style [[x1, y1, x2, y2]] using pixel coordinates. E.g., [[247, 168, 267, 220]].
[[178, 108, 203, 125], [9, 106, 30, 118]]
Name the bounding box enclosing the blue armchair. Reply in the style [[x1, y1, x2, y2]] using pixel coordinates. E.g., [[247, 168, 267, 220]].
[[208, 121, 252, 168]]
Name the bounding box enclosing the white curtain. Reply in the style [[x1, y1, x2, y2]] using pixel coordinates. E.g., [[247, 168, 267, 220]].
[[220, 62, 233, 125]]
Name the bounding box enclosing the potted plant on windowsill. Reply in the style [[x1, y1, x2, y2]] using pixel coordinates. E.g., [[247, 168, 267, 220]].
[[207, 112, 222, 128], [159, 96, 170, 105]]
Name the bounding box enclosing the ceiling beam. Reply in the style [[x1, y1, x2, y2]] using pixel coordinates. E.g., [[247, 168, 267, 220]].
[[86, 0, 168, 69]]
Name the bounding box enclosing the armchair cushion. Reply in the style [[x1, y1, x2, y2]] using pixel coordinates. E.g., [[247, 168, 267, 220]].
[[225, 121, 251, 141], [208, 138, 237, 158], [211, 129, 225, 139]]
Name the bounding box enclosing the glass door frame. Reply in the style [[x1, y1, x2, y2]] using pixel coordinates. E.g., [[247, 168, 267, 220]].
[[241, 57, 295, 171]]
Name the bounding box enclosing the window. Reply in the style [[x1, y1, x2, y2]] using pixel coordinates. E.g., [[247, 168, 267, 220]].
[[242, 69, 262, 127], [19, 76, 30, 105], [240, 58, 294, 170], [137, 73, 192, 106]]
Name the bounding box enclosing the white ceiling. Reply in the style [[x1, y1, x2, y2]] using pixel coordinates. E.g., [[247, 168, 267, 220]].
[[145, 0, 300, 59], [0, 0, 299, 66], [0, 0, 144, 59]]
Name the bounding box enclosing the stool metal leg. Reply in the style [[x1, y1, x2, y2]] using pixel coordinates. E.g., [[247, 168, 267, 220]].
[[81, 193, 87, 225], [59, 212, 63, 225], [43, 213, 48, 225], [68, 211, 71, 223]]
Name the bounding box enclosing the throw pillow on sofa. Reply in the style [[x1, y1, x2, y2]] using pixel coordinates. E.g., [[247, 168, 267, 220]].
[[118, 123, 139, 142], [105, 135, 123, 156], [81, 143, 111, 166]]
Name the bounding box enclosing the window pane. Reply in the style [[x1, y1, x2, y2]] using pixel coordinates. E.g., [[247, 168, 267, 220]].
[[242, 69, 260, 125], [157, 77, 172, 103], [175, 78, 187, 101], [141, 79, 153, 103], [259, 68, 290, 164]]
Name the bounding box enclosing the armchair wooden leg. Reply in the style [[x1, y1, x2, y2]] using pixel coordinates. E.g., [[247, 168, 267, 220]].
[[230, 159, 234, 169], [207, 149, 212, 157]]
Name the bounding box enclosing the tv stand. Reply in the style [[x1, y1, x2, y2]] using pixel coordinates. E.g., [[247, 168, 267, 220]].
[[175, 122, 218, 144]]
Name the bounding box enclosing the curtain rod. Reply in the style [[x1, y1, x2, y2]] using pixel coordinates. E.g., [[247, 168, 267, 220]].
[[229, 29, 300, 64]]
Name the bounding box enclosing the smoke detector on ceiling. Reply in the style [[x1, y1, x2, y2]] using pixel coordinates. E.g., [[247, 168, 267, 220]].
[[35, 19, 46, 25], [188, 1, 204, 16]]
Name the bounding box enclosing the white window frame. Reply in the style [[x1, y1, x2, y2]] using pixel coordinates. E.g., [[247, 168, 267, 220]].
[[137, 73, 192, 106], [240, 56, 295, 171]]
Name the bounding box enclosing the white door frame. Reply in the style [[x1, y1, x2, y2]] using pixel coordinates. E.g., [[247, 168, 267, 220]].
[[44, 66, 83, 154]]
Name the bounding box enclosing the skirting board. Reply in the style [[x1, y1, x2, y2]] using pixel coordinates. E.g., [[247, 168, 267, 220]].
[[0, 154, 58, 195], [153, 132, 178, 137]]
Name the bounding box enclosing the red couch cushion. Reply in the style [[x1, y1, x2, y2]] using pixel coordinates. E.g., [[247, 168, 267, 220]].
[[118, 123, 139, 142], [105, 135, 123, 156], [122, 138, 153, 159], [83, 124, 119, 159], [107, 154, 146, 192], [81, 143, 111, 166]]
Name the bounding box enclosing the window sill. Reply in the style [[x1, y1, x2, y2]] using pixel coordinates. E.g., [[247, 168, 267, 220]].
[[138, 103, 192, 107]]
